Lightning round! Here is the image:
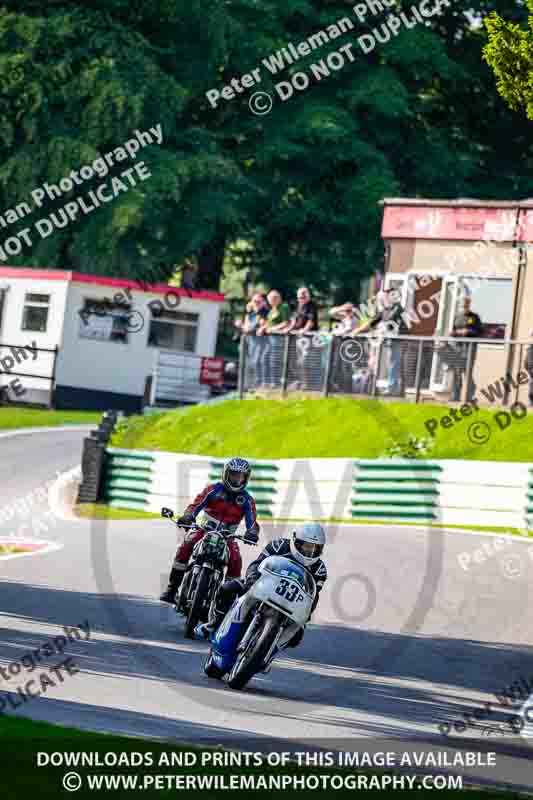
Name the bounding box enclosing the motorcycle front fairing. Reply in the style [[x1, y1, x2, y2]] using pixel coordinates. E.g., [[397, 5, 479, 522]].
[[209, 555, 316, 672], [253, 556, 315, 627], [210, 592, 255, 673]]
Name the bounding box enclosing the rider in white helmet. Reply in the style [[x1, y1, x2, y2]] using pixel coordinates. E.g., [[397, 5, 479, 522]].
[[196, 522, 327, 645]]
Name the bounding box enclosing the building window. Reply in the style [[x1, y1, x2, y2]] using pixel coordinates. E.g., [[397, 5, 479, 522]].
[[78, 298, 131, 343], [22, 293, 50, 332], [459, 277, 513, 339], [148, 310, 198, 352]]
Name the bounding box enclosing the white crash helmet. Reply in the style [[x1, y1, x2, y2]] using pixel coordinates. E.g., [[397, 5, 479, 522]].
[[290, 523, 326, 567]]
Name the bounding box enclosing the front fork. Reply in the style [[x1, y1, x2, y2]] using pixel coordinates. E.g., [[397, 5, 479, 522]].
[[175, 570, 190, 612], [238, 605, 300, 668], [177, 564, 200, 612], [206, 568, 223, 619], [278, 621, 302, 649]]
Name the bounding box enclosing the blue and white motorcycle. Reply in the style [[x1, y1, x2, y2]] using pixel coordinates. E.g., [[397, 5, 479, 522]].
[[203, 555, 316, 690]]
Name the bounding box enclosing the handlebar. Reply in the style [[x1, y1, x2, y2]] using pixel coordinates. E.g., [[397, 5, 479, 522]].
[[233, 534, 258, 546], [188, 525, 258, 546], [162, 515, 257, 545]]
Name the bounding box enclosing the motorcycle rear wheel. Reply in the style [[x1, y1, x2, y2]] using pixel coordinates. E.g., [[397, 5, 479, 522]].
[[227, 614, 279, 690]]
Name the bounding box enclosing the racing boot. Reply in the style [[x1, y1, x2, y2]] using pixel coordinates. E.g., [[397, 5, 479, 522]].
[[159, 567, 184, 604], [195, 607, 225, 640]]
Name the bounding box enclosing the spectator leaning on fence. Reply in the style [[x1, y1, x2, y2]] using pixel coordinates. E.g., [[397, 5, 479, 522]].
[[352, 288, 407, 395], [329, 302, 358, 335], [243, 293, 270, 389], [329, 302, 359, 393], [450, 295, 483, 403], [264, 290, 291, 388], [286, 287, 319, 390], [286, 287, 319, 335]]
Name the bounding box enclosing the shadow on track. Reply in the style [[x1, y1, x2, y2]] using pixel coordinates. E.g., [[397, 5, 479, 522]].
[[0, 579, 532, 746]]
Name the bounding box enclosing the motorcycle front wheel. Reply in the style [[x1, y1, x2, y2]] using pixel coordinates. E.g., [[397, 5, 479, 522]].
[[184, 568, 211, 639], [227, 613, 280, 690]]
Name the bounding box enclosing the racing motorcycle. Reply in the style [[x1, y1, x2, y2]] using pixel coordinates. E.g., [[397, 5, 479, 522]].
[[203, 554, 316, 689], [161, 508, 252, 639]]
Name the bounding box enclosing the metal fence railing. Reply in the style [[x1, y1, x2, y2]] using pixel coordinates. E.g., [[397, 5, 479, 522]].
[[237, 332, 533, 408], [0, 342, 58, 408], [150, 349, 212, 406]]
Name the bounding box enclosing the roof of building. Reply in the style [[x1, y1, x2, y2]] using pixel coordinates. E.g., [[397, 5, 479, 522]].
[[380, 197, 533, 209], [0, 267, 225, 302]]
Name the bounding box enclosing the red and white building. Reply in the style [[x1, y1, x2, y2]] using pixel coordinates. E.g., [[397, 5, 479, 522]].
[[380, 198, 533, 402], [0, 267, 225, 411]]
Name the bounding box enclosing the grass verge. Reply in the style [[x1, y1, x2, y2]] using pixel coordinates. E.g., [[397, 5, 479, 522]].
[[74, 504, 533, 539], [0, 407, 100, 430], [110, 398, 533, 462], [75, 503, 161, 520]]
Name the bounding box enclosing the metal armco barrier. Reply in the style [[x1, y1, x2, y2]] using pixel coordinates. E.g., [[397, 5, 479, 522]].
[[526, 467, 533, 530], [91, 448, 533, 531], [351, 460, 441, 521], [100, 450, 155, 509]]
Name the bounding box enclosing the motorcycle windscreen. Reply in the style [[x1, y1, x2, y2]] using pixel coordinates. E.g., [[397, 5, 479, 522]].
[[259, 555, 316, 595], [253, 556, 314, 626]]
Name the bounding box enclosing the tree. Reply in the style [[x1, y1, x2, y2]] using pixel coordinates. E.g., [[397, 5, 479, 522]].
[[0, 1, 256, 284], [222, 0, 532, 299], [0, 1, 531, 296], [484, 0, 533, 119]]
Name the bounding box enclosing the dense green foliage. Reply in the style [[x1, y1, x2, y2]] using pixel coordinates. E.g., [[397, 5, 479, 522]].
[[484, 0, 533, 119], [0, 1, 531, 297]]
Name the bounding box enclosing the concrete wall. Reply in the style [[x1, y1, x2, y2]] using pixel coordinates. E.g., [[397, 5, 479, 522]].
[[100, 449, 533, 531], [410, 239, 518, 278], [388, 240, 416, 274]]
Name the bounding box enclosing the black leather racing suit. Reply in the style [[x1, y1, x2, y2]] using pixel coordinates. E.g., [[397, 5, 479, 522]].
[[212, 537, 327, 647]]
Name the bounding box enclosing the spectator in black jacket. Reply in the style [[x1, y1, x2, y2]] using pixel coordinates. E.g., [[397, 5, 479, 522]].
[[286, 287, 319, 390], [451, 296, 483, 402]]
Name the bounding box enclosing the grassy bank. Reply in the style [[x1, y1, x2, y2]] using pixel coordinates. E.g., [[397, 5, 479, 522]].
[[75, 503, 160, 520], [0, 716, 522, 798], [0, 407, 100, 430], [110, 398, 533, 462]]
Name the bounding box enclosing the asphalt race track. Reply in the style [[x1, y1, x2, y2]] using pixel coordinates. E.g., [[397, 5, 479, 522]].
[[1, 428, 533, 790]]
